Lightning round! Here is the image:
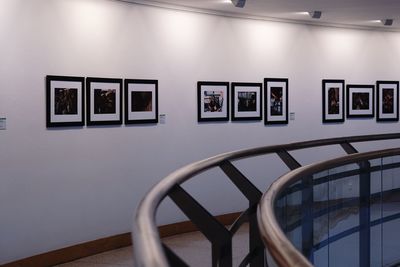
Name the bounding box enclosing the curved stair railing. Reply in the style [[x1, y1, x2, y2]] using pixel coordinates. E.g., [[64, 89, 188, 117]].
[[133, 133, 400, 267], [258, 148, 400, 267]]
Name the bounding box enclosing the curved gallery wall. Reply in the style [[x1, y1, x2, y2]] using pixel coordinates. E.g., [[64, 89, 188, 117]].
[[1, 0, 400, 264]]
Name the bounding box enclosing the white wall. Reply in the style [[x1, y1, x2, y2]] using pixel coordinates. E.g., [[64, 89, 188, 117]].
[[1, 0, 400, 263]]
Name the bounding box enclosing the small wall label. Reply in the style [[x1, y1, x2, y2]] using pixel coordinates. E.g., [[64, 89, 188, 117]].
[[159, 114, 166, 124], [0, 118, 6, 130]]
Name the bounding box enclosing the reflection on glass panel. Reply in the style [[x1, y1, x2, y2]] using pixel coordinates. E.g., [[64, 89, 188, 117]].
[[370, 158, 382, 267], [370, 225, 382, 267], [382, 218, 400, 266], [328, 167, 360, 237], [313, 170, 329, 249], [329, 233, 359, 267], [313, 246, 329, 267], [274, 194, 287, 231], [382, 156, 400, 266], [272, 154, 400, 267], [285, 189, 302, 251]]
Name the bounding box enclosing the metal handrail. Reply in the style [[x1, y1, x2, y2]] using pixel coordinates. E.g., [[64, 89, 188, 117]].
[[133, 133, 400, 267], [257, 147, 400, 267]]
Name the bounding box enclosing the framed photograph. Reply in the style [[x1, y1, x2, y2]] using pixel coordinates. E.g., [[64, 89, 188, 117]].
[[124, 79, 158, 124], [346, 84, 374, 118], [264, 78, 288, 124], [231, 82, 262, 121], [197, 81, 229, 122], [46, 75, 85, 127], [86, 77, 123, 125], [322, 79, 345, 123], [376, 80, 399, 121]]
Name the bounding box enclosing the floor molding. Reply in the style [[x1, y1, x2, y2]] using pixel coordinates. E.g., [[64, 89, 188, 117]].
[[3, 212, 241, 267]]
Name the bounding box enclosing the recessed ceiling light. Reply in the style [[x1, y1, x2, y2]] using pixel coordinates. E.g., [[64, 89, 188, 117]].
[[381, 19, 393, 26], [231, 0, 246, 8], [309, 11, 322, 19]]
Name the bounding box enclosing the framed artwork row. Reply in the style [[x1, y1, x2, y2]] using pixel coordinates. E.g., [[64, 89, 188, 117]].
[[46, 75, 158, 127], [322, 79, 399, 122], [197, 79, 289, 124]]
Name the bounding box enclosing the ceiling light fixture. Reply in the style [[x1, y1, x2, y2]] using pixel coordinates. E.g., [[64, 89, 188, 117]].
[[381, 19, 393, 26], [309, 11, 322, 19], [231, 0, 246, 8]]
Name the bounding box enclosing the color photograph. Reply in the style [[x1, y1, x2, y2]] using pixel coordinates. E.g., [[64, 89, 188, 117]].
[[94, 89, 116, 114], [131, 91, 153, 112], [46, 75, 85, 127], [264, 78, 288, 124], [231, 82, 262, 121], [270, 87, 283, 116], [322, 79, 345, 123], [328, 87, 340, 114], [346, 84, 374, 118], [204, 91, 224, 112], [238, 91, 257, 112], [87, 77, 123, 125], [198, 81, 229, 121], [54, 88, 78, 115], [352, 92, 370, 110], [376, 81, 399, 121], [125, 79, 158, 124]]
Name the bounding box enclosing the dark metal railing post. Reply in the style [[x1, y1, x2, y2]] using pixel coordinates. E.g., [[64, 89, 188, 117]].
[[168, 185, 232, 267], [219, 161, 265, 266], [359, 161, 371, 267], [249, 209, 266, 267]]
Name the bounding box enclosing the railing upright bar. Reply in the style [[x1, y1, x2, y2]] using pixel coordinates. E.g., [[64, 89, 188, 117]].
[[219, 161, 265, 266], [168, 185, 232, 267], [340, 141, 359, 154], [219, 161, 262, 202], [276, 149, 302, 170], [162, 244, 190, 267]]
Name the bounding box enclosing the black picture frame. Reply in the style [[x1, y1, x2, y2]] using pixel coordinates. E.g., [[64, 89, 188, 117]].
[[46, 75, 85, 127], [197, 81, 229, 122], [322, 79, 345, 123], [264, 78, 289, 125], [231, 82, 262, 121], [86, 77, 123, 126], [376, 80, 399, 122], [124, 79, 158, 124], [346, 84, 374, 118]]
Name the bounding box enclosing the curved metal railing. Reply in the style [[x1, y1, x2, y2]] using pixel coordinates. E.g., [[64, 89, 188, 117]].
[[133, 133, 400, 267], [258, 148, 400, 267]]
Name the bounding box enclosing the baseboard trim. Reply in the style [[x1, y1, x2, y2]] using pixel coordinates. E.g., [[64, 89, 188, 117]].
[[3, 211, 241, 267]]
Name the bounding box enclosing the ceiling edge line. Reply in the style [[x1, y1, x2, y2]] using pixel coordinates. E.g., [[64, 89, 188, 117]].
[[114, 0, 400, 32]]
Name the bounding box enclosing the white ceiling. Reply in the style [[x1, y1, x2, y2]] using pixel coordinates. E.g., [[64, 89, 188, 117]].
[[123, 0, 400, 30]]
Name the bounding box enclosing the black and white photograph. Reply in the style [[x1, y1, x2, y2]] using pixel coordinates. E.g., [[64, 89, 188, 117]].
[[231, 82, 262, 120], [125, 79, 158, 124], [87, 77, 123, 125], [46, 75, 85, 127], [322, 79, 345, 123], [347, 84, 374, 118], [264, 78, 288, 124], [198, 81, 229, 122], [376, 80, 399, 121]]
